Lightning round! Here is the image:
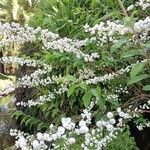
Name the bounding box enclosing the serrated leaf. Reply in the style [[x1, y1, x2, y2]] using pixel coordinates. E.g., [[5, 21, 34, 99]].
[[82, 90, 92, 107], [122, 49, 142, 58], [128, 74, 149, 85], [130, 63, 145, 78], [143, 85, 150, 91]]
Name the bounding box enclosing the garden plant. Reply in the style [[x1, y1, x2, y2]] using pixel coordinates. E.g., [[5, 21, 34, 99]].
[[0, 0, 150, 150]]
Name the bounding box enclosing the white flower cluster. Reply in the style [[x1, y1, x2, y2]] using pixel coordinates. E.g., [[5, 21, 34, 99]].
[[10, 101, 139, 150], [0, 22, 58, 47], [0, 56, 54, 88], [85, 59, 147, 84], [54, 83, 68, 95], [16, 92, 55, 107], [137, 122, 150, 130], [114, 85, 129, 94], [127, 0, 150, 11], [0, 56, 52, 72], [0, 22, 100, 62], [78, 68, 95, 80], [15, 83, 69, 107], [106, 94, 119, 101], [17, 69, 53, 87], [134, 100, 150, 130], [84, 16, 150, 45]]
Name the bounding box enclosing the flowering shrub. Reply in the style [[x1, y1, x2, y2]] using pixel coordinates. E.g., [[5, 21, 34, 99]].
[[0, 0, 150, 149]]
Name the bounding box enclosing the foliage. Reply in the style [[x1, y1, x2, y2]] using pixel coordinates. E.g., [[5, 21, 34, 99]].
[[106, 127, 138, 150], [0, 0, 150, 149], [0, 0, 38, 23]]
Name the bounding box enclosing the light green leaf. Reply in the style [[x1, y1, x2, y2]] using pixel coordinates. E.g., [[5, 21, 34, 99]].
[[82, 90, 92, 107], [64, 75, 77, 82], [79, 82, 87, 90], [122, 49, 142, 58], [143, 85, 150, 91], [111, 37, 128, 53], [124, 16, 135, 27], [67, 84, 78, 97], [144, 42, 150, 48], [91, 86, 101, 99], [130, 63, 145, 78], [128, 74, 149, 85]]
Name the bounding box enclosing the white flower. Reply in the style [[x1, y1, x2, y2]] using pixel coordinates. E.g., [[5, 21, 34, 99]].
[[119, 111, 125, 118], [52, 133, 58, 141], [106, 124, 114, 131], [43, 133, 50, 141], [96, 121, 102, 128], [80, 126, 89, 134], [32, 140, 40, 150], [79, 120, 86, 127], [37, 132, 43, 141], [68, 138, 76, 144], [57, 126, 65, 135], [107, 112, 114, 118], [109, 119, 116, 125], [117, 108, 121, 113]]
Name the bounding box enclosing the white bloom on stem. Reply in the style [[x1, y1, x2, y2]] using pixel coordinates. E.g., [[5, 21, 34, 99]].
[[107, 112, 114, 118], [32, 140, 40, 150], [68, 138, 76, 144]]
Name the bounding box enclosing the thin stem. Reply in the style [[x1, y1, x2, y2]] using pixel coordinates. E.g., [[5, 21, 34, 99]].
[[118, 0, 150, 65]]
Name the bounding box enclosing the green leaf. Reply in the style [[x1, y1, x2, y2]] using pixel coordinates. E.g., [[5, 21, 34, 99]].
[[111, 37, 128, 53], [91, 86, 101, 99], [82, 90, 92, 107], [20, 117, 27, 125], [122, 49, 142, 58], [97, 97, 105, 109], [79, 82, 87, 90], [64, 75, 77, 82], [130, 63, 145, 78], [143, 85, 150, 91], [11, 111, 23, 119], [144, 42, 150, 48], [37, 122, 44, 131], [52, 109, 59, 118], [128, 74, 149, 85], [67, 84, 78, 97], [91, 86, 104, 109], [25, 118, 33, 126], [124, 16, 135, 27]]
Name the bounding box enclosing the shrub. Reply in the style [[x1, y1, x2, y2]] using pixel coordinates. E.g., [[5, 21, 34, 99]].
[[0, 0, 150, 149]]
